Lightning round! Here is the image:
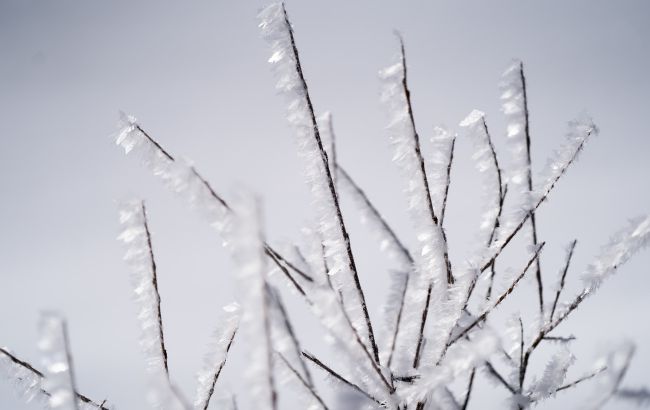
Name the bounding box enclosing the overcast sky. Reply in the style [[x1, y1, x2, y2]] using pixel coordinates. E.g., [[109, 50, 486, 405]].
[[1, 1, 649, 409]]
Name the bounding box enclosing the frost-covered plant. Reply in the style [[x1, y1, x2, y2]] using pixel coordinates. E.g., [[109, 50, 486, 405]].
[[2, 3, 649, 410]]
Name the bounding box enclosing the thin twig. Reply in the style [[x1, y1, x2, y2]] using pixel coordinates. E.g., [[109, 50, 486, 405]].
[[555, 367, 606, 393], [461, 368, 476, 410], [60, 319, 80, 410], [133, 124, 309, 298], [479, 128, 592, 273], [550, 240, 577, 322], [199, 327, 238, 410], [440, 136, 456, 227], [282, 4, 380, 363], [484, 361, 517, 394], [268, 285, 314, 387], [277, 352, 329, 410], [413, 283, 433, 368], [396, 33, 453, 285], [518, 62, 544, 316], [141, 202, 169, 377], [302, 351, 383, 406], [449, 243, 545, 346], [0, 347, 110, 409]]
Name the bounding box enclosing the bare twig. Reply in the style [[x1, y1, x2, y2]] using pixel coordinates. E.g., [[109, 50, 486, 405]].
[[440, 136, 456, 226], [555, 366, 606, 393], [461, 368, 476, 410], [550, 240, 577, 322], [484, 361, 517, 394], [302, 351, 383, 406], [277, 352, 329, 410]]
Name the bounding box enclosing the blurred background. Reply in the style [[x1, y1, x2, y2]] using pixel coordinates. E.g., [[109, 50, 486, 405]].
[[1, 0, 648, 408]]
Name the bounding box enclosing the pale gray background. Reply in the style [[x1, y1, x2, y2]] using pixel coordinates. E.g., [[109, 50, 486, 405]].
[[1, 1, 649, 409]]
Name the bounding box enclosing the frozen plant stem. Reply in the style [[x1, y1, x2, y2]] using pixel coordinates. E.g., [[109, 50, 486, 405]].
[[519, 63, 545, 316], [277, 3, 380, 363], [141, 202, 169, 378]]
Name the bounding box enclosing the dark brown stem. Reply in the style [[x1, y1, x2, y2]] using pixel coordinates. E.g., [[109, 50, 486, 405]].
[[141, 202, 169, 377], [518, 317, 524, 391], [440, 137, 456, 227], [278, 352, 329, 410], [485, 361, 516, 394], [302, 351, 383, 406], [396, 34, 453, 285], [550, 240, 577, 322], [200, 327, 238, 410], [0, 347, 110, 409], [413, 283, 432, 368], [461, 368, 476, 410], [387, 272, 410, 369], [134, 124, 310, 299], [281, 4, 379, 364], [518, 62, 544, 316], [337, 292, 394, 393]]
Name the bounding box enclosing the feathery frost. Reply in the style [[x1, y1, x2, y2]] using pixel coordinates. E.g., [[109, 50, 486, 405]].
[[581, 215, 650, 292], [194, 303, 240, 410], [38, 313, 78, 410], [118, 200, 168, 377], [427, 126, 456, 220], [460, 110, 503, 248], [259, 2, 375, 359], [527, 347, 575, 401], [379, 45, 451, 372], [499, 61, 530, 195], [534, 116, 598, 204], [115, 113, 232, 234], [0, 348, 47, 406]]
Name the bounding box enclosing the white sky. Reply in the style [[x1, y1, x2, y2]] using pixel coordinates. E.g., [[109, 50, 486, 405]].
[[1, 1, 649, 409]]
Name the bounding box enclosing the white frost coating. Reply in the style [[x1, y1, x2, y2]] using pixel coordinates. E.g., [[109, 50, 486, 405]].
[[194, 303, 240, 410], [535, 116, 598, 203], [38, 313, 78, 410], [460, 110, 502, 247], [581, 215, 650, 292], [0, 348, 48, 406], [259, 3, 368, 349], [428, 126, 456, 217], [115, 113, 232, 234], [118, 200, 167, 376], [527, 347, 575, 401], [379, 47, 450, 372], [225, 194, 275, 410], [500, 61, 530, 193]]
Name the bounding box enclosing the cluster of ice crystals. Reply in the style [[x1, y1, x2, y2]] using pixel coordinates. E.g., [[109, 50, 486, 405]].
[[527, 347, 575, 401], [118, 201, 167, 377], [581, 215, 650, 292]]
